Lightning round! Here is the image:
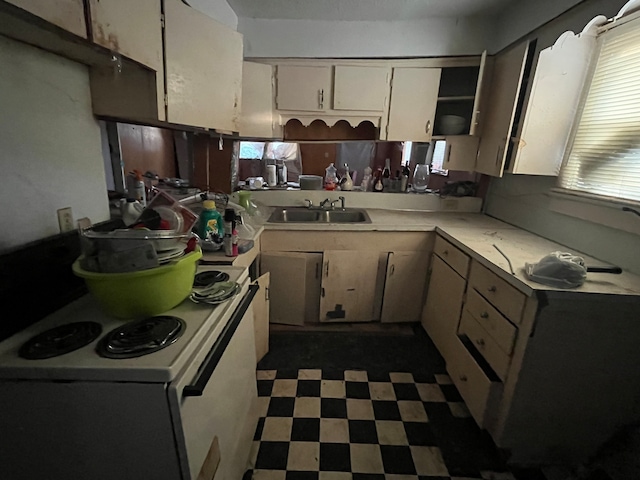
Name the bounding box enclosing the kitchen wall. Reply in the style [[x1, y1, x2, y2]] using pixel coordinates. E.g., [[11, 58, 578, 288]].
[[0, 35, 110, 253], [485, 175, 640, 274], [484, 0, 640, 274], [491, 0, 585, 52], [239, 16, 494, 58], [189, 0, 238, 30]]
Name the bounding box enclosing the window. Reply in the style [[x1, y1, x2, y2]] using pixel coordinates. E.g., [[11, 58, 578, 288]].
[[558, 15, 640, 204], [429, 140, 449, 176], [236, 141, 302, 185]]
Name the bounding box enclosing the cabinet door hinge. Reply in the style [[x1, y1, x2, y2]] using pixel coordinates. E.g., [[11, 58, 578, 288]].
[[160, 13, 165, 29], [164, 93, 169, 107], [321, 287, 325, 298], [265, 287, 270, 301]]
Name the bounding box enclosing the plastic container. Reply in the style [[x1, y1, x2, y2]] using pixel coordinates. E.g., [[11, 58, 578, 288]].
[[361, 166, 372, 191], [266, 165, 277, 187], [129, 170, 147, 206], [72, 248, 203, 318], [199, 200, 224, 243], [144, 190, 197, 234], [120, 199, 144, 226], [324, 163, 338, 190]]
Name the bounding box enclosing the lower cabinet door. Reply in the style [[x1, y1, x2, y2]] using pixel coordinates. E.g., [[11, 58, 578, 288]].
[[421, 255, 466, 362], [381, 251, 430, 323], [320, 250, 380, 322], [260, 252, 322, 326], [252, 272, 270, 363]]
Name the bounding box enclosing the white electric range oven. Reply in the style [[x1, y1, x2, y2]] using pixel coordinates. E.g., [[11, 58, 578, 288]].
[[0, 265, 259, 480]]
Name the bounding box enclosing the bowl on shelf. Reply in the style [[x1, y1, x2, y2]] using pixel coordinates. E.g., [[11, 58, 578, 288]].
[[438, 115, 466, 135]]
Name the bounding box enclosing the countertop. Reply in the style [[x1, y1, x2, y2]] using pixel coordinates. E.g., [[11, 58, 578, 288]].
[[261, 208, 640, 297], [201, 226, 264, 266]]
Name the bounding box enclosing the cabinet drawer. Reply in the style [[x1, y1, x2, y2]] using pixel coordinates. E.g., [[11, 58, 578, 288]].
[[468, 261, 525, 323], [465, 289, 517, 355], [447, 336, 502, 428], [458, 310, 511, 382], [434, 236, 470, 278]]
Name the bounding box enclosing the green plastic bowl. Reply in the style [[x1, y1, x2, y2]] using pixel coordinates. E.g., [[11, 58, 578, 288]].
[[72, 248, 203, 319]]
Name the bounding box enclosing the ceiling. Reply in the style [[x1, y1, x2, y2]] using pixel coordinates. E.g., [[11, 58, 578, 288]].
[[225, 0, 521, 21]]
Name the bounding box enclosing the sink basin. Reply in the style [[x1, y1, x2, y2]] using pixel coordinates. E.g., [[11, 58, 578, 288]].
[[268, 207, 371, 224]]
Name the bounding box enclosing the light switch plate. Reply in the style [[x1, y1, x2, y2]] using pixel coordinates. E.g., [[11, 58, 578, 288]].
[[57, 207, 74, 233]]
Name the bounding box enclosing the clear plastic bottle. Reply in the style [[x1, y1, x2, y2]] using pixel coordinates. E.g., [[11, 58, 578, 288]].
[[361, 166, 372, 191], [324, 163, 338, 191], [199, 200, 224, 244]]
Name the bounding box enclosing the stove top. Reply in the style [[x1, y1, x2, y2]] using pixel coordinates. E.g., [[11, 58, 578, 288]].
[[19, 322, 103, 360], [97, 316, 186, 359], [193, 270, 230, 287], [0, 265, 248, 383]]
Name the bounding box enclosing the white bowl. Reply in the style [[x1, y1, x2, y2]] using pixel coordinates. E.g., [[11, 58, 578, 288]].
[[439, 115, 466, 135]]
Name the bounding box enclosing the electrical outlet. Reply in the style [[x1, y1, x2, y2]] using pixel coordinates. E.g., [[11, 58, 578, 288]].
[[57, 207, 74, 233]]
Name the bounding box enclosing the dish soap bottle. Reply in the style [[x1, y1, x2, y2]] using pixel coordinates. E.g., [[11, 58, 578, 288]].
[[341, 163, 353, 191], [199, 200, 224, 244], [324, 163, 338, 191]]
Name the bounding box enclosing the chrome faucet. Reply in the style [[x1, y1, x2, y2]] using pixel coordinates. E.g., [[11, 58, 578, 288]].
[[331, 196, 346, 210], [303, 199, 313, 208], [320, 198, 332, 209]]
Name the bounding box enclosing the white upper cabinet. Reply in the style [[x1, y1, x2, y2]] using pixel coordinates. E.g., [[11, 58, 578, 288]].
[[276, 65, 331, 111], [509, 22, 602, 176], [333, 65, 390, 111], [386, 67, 441, 141], [240, 61, 275, 138], [475, 41, 532, 177], [164, 0, 243, 132], [6, 0, 86, 38], [433, 52, 487, 137], [88, 0, 165, 121], [429, 135, 480, 172]]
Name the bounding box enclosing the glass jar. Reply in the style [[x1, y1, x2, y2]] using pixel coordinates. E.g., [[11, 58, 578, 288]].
[[412, 164, 430, 193]]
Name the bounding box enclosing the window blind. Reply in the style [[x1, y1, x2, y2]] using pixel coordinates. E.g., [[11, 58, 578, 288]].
[[558, 19, 640, 203]]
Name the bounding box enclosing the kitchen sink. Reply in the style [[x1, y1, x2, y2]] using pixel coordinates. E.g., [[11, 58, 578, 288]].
[[268, 207, 372, 224]]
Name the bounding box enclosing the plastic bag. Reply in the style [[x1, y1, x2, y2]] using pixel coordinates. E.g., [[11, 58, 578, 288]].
[[524, 251, 587, 288]]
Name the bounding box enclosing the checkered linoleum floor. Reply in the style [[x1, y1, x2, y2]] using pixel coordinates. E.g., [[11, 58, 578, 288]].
[[245, 368, 540, 480]]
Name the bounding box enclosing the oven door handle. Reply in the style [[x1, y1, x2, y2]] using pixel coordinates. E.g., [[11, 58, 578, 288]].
[[183, 284, 260, 397]]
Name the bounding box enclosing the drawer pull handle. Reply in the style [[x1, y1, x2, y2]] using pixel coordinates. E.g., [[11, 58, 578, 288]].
[[443, 250, 449, 255], [476, 338, 485, 347], [459, 374, 468, 382], [488, 286, 497, 293], [480, 312, 489, 319]]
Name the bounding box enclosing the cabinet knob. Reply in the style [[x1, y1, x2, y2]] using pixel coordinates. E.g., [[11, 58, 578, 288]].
[[488, 286, 497, 293], [459, 374, 468, 382], [480, 312, 489, 319], [442, 250, 449, 255], [476, 338, 485, 347]]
